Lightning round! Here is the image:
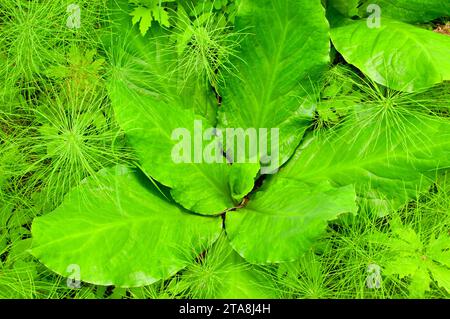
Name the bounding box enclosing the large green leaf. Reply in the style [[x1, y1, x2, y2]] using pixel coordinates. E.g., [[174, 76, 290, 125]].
[[330, 16, 450, 92], [31, 166, 222, 287], [276, 115, 450, 207], [218, 0, 330, 171], [360, 0, 450, 23], [226, 178, 357, 264], [109, 81, 258, 215], [108, 2, 258, 215]]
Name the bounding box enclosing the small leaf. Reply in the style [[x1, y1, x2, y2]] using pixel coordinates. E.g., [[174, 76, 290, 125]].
[[427, 234, 450, 268], [152, 6, 170, 27], [383, 254, 419, 278], [408, 266, 431, 298], [427, 262, 450, 293], [130, 7, 153, 36]]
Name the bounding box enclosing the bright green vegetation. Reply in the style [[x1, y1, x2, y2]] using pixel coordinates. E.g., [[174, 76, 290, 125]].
[[0, 0, 449, 299]]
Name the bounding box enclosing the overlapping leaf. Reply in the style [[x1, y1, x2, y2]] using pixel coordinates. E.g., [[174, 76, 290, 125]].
[[360, 0, 450, 23], [276, 115, 450, 208], [31, 166, 222, 287], [226, 178, 357, 264], [108, 1, 257, 215], [218, 0, 330, 171], [369, 219, 450, 297], [330, 15, 450, 92], [109, 80, 258, 214]]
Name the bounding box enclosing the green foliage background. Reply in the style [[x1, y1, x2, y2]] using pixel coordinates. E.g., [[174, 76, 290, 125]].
[[0, 0, 449, 299]]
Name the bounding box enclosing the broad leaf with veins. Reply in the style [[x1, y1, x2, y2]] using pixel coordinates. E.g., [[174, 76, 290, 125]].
[[31, 166, 222, 287], [330, 15, 450, 92], [218, 0, 330, 170], [275, 115, 450, 207], [226, 178, 357, 264]]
